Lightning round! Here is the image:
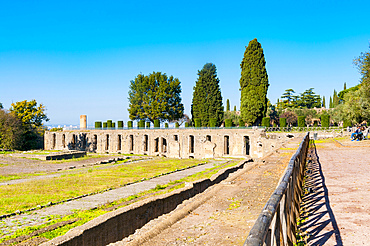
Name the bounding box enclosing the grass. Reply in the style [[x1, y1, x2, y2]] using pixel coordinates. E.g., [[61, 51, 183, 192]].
[[0, 158, 242, 243], [0, 158, 204, 215]]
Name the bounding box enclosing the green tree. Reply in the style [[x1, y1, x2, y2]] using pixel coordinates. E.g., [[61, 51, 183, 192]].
[[191, 63, 224, 127], [281, 89, 295, 108], [226, 99, 230, 111], [240, 39, 269, 126], [322, 96, 326, 108], [333, 89, 339, 108], [298, 88, 321, 108], [344, 82, 347, 90], [128, 72, 184, 123], [329, 96, 333, 108], [0, 109, 24, 149], [10, 100, 49, 150]]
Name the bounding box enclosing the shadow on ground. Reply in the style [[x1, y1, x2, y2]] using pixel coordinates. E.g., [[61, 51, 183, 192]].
[[298, 142, 343, 246]]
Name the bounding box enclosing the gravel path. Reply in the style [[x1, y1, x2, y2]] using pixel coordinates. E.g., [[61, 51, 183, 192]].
[[0, 160, 224, 237], [299, 138, 370, 246]]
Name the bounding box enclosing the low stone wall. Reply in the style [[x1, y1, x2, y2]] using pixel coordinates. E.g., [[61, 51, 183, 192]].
[[12, 151, 86, 160], [41, 159, 251, 246]]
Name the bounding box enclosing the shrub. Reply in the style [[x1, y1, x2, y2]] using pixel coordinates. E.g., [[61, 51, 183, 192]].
[[262, 117, 270, 127], [194, 118, 201, 127], [139, 120, 145, 128], [103, 122, 107, 129], [146, 122, 151, 128], [154, 119, 160, 128], [279, 118, 287, 127], [209, 118, 217, 127], [128, 121, 133, 128], [239, 119, 244, 127], [343, 119, 351, 128], [298, 116, 305, 127], [321, 114, 330, 127], [95, 121, 102, 129], [112, 122, 116, 129], [185, 122, 189, 127], [107, 120, 113, 129], [225, 119, 233, 127], [117, 121, 124, 129], [175, 122, 179, 128], [165, 123, 169, 128]]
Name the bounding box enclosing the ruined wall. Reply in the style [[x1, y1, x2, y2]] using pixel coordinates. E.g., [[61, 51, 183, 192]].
[[44, 128, 289, 159]]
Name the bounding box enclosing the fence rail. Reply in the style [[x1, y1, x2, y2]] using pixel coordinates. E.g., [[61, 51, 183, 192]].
[[244, 132, 310, 246]]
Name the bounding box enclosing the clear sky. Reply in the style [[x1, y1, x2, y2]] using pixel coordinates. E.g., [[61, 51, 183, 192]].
[[1, 0, 369, 126]]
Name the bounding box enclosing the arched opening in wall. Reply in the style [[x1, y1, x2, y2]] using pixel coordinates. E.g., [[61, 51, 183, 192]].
[[224, 135, 230, 155], [118, 135, 122, 151], [206, 135, 211, 141], [81, 134, 86, 149], [93, 135, 97, 151], [162, 138, 167, 153], [244, 136, 250, 155], [144, 135, 148, 152], [129, 135, 134, 152], [62, 134, 66, 148], [105, 134, 109, 151], [173, 135, 178, 141], [189, 135, 194, 153], [52, 133, 56, 149], [71, 134, 76, 149], [154, 138, 159, 152]]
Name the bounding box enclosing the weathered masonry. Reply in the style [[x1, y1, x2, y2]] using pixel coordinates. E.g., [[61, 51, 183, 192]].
[[44, 128, 286, 159]]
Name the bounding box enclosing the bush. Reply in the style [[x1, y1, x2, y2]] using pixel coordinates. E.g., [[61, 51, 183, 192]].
[[128, 121, 133, 128], [185, 122, 189, 127], [239, 119, 244, 127], [209, 118, 217, 127], [107, 120, 113, 129], [139, 120, 145, 128], [262, 117, 270, 127], [343, 119, 351, 128], [165, 123, 169, 128], [112, 122, 116, 129], [298, 116, 305, 127], [175, 122, 179, 128], [154, 119, 160, 128], [194, 118, 201, 127], [95, 121, 102, 129], [225, 119, 233, 127], [321, 114, 330, 127], [146, 122, 151, 128], [103, 122, 107, 129], [279, 118, 287, 127], [117, 121, 123, 129]]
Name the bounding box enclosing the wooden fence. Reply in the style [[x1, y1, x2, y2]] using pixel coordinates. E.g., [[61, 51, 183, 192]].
[[244, 132, 310, 246]]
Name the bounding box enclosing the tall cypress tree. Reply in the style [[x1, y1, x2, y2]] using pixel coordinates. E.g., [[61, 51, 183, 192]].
[[344, 82, 347, 90], [329, 96, 333, 108], [333, 89, 339, 107], [322, 96, 326, 108], [239, 39, 269, 126], [226, 99, 230, 111], [191, 63, 224, 126]]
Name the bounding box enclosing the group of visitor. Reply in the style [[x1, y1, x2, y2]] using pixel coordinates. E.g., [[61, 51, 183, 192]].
[[350, 126, 369, 141]]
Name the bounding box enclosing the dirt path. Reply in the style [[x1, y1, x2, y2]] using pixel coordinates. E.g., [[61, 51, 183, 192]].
[[109, 138, 303, 246], [299, 138, 370, 245]]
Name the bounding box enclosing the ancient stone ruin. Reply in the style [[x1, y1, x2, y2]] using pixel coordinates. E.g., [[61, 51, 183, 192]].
[[44, 128, 286, 159]]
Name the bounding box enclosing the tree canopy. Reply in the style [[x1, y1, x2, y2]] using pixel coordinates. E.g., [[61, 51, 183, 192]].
[[240, 39, 269, 125], [128, 72, 184, 123], [191, 63, 224, 126]]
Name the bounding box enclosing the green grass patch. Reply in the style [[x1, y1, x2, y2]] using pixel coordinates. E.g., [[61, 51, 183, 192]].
[[0, 158, 204, 215]]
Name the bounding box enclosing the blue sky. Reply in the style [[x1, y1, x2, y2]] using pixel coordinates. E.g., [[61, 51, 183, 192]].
[[1, 1, 369, 125]]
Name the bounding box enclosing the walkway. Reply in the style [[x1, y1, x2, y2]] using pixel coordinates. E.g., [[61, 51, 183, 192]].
[[299, 138, 370, 245]]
